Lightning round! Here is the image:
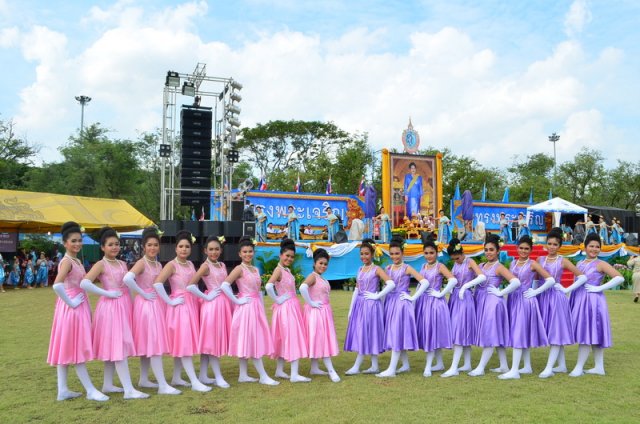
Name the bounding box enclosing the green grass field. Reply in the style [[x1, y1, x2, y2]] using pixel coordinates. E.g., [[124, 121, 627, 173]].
[[1, 288, 639, 423]]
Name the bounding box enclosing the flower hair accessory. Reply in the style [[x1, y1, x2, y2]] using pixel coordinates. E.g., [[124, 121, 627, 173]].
[[217, 235, 226, 244], [498, 238, 505, 247], [115, 231, 120, 238], [156, 229, 164, 237], [454, 243, 462, 252], [434, 240, 440, 246], [402, 242, 407, 250], [79, 225, 85, 233], [190, 235, 196, 244], [251, 238, 257, 246]]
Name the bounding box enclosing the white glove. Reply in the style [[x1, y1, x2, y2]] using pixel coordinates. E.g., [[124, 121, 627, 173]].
[[299, 283, 321, 308], [586, 276, 625, 293], [559, 274, 588, 294], [80, 279, 122, 299], [153, 282, 184, 307], [364, 280, 395, 301], [429, 278, 457, 299], [53, 283, 84, 308], [265, 282, 291, 305], [221, 282, 251, 305], [524, 277, 555, 298], [458, 274, 486, 300], [187, 284, 220, 301], [400, 279, 429, 303], [347, 288, 359, 319], [488, 278, 521, 297], [123, 272, 155, 300]]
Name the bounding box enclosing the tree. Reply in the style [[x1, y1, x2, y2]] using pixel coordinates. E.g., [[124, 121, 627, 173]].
[[507, 153, 554, 202], [0, 118, 39, 189], [599, 160, 640, 210], [237, 120, 353, 178], [556, 148, 606, 204]]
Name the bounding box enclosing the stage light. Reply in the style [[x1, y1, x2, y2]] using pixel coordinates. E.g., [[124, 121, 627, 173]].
[[227, 104, 241, 114], [159, 144, 172, 158], [182, 81, 195, 96], [227, 148, 240, 163], [228, 117, 241, 127], [165, 71, 180, 87], [230, 80, 243, 90], [230, 92, 242, 102]]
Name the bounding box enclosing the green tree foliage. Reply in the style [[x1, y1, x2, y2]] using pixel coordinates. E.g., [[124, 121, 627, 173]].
[[556, 148, 606, 204], [239, 120, 373, 195], [507, 153, 554, 202], [0, 118, 39, 189]]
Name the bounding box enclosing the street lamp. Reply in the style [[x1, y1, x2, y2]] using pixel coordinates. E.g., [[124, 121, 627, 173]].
[[548, 132, 560, 180], [75, 95, 91, 134]]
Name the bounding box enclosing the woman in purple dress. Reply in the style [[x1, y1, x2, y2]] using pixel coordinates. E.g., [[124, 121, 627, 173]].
[[441, 238, 486, 378], [469, 234, 521, 377], [568, 233, 624, 377], [344, 239, 395, 375], [376, 236, 429, 378], [499, 235, 551, 380], [536, 228, 586, 378], [416, 237, 458, 377]]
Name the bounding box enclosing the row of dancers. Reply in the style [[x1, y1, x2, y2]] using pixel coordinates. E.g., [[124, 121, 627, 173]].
[[47, 222, 623, 402], [345, 231, 623, 379], [47, 223, 340, 402]]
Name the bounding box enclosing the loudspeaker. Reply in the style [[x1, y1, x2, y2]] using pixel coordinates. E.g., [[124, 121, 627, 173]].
[[159, 243, 174, 262], [188, 243, 202, 262], [180, 191, 210, 207], [224, 221, 243, 238], [231, 201, 244, 221], [202, 221, 223, 237], [223, 243, 240, 262], [181, 106, 213, 196], [182, 220, 202, 238], [243, 222, 256, 238], [624, 216, 639, 233], [159, 220, 181, 238], [181, 157, 211, 169]]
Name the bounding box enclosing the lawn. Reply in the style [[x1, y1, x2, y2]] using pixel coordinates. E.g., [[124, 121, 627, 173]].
[[1, 288, 638, 423]]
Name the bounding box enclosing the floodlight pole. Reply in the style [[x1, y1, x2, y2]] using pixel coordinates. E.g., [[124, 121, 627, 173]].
[[548, 132, 560, 184], [75, 95, 91, 134]]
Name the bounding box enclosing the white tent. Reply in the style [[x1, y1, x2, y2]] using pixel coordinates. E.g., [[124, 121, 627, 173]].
[[527, 197, 588, 228]]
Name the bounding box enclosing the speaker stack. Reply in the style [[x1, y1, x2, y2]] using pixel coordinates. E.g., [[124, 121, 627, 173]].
[[158, 220, 245, 269], [180, 106, 212, 216]]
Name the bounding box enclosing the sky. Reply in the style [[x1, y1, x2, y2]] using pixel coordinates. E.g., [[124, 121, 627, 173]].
[[0, 0, 638, 168]]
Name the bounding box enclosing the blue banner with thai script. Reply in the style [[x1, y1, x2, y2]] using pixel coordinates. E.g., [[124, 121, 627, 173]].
[[211, 190, 365, 228], [451, 200, 546, 231]]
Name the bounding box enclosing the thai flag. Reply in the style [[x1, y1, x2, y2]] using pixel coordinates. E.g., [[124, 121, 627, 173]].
[[326, 176, 332, 195], [294, 174, 302, 193], [358, 176, 365, 196], [258, 176, 268, 191], [199, 206, 205, 221]]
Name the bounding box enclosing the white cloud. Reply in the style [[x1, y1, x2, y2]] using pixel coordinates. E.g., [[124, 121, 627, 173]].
[[6, 1, 633, 169], [564, 0, 592, 37], [0, 26, 19, 47]]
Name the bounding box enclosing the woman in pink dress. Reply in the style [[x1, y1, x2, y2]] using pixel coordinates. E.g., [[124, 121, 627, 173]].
[[299, 248, 341, 382], [123, 227, 180, 395], [265, 238, 310, 382], [47, 221, 108, 402], [153, 230, 211, 392], [82, 226, 148, 399], [187, 235, 233, 389], [221, 236, 279, 386]]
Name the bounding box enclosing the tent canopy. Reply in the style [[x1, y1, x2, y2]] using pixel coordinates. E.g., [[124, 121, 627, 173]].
[[527, 197, 588, 214], [0, 189, 154, 233], [527, 197, 587, 229]]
